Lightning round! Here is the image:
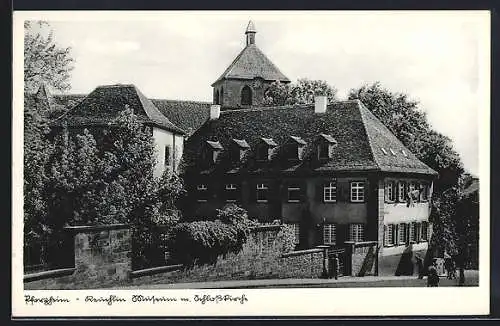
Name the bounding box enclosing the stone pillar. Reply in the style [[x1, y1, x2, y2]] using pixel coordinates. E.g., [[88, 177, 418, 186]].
[[64, 224, 131, 282]]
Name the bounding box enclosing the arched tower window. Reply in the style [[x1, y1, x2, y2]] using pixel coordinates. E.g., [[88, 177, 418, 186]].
[[241, 85, 252, 106], [219, 87, 224, 105], [214, 90, 220, 105]]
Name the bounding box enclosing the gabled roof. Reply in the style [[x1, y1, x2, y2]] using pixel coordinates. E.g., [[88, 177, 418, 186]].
[[183, 100, 437, 176], [206, 140, 224, 150], [261, 137, 278, 147], [233, 138, 250, 148], [151, 99, 211, 136], [212, 44, 290, 85], [289, 136, 307, 145], [53, 84, 184, 134], [319, 133, 337, 144]]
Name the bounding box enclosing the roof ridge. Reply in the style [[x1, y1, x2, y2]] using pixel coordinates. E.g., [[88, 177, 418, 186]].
[[151, 98, 212, 104], [219, 99, 361, 114], [356, 100, 383, 171], [212, 46, 248, 85]]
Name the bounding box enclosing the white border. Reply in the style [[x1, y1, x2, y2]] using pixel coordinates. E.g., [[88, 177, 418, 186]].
[[12, 10, 491, 317]]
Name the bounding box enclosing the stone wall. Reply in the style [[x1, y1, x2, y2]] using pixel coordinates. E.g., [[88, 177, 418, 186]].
[[25, 224, 131, 290], [345, 241, 378, 277]]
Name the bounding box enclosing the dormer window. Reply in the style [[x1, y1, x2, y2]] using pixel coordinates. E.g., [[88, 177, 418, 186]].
[[205, 140, 224, 164], [317, 134, 337, 160], [256, 137, 278, 162], [287, 136, 307, 161], [381, 148, 388, 155], [231, 138, 250, 162], [402, 149, 408, 157], [389, 148, 397, 156]]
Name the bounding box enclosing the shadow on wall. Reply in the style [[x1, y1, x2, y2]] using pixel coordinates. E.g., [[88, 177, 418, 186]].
[[357, 246, 376, 276], [395, 244, 415, 276]]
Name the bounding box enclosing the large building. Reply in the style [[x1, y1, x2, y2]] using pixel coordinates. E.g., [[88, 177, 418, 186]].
[[180, 21, 438, 276]]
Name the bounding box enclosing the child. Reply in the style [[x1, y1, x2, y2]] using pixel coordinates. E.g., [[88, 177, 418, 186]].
[[427, 261, 440, 287]]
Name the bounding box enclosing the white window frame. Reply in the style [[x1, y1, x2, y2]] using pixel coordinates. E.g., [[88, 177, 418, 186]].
[[196, 184, 208, 202], [398, 223, 407, 245], [350, 181, 365, 203], [386, 181, 395, 202], [398, 181, 406, 202], [225, 183, 238, 202], [323, 180, 337, 203], [287, 185, 301, 203], [323, 223, 336, 245], [349, 223, 364, 242], [256, 183, 269, 203], [385, 224, 395, 247]]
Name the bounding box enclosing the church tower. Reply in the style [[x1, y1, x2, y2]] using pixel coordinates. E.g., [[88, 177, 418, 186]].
[[211, 21, 290, 109]]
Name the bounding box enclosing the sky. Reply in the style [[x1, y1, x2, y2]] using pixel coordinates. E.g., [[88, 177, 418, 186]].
[[32, 11, 487, 176]]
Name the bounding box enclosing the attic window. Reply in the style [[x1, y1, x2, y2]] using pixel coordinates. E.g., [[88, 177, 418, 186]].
[[318, 134, 337, 160], [381, 148, 388, 155], [402, 150, 408, 157], [288, 136, 307, 161], [205, 140, 223, 163], [256, 138, 277, 161], [232, 139, 250, 162], [389, 148, 397, 156]]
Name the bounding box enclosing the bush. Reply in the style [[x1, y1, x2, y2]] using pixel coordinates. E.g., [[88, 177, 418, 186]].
[[169, 204, 256, 266]]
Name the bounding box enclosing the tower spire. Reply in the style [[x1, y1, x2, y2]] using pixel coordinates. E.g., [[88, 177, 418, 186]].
[[245, 20, 256, 46]]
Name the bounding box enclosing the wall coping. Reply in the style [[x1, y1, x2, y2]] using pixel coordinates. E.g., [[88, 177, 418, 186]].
[[250, 225, 282, 232], [24, 268, 76, 283], [129, 264, 183, 279], [282, 248, 323, 258], [345, 241, 378, 248], [64, 224, 129, 233]]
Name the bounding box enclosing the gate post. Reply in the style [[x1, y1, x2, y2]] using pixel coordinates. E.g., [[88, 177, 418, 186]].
[[316, 245, 330, 278]]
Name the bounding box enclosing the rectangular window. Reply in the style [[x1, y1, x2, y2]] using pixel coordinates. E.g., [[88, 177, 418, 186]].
[[318, 143, 330, 159], [289, 224, 300, 245], [350, 181, 365, 203], [349, 224, 365, 242], [164, 146, 171, 165], [323, 224, 337, 245], [385, 181, 395, 202], [287, 184, 301, 203], [323, 180, 337, 202], [225, 183, 238, 202], [257, 145, 269, 161], [398, 223, 407, 245], [398, 181, 407, 202], [196, 184, 208, 202], [385, 224, 395, 246], [409, 222, 417, 243], [420, 183, 429, 201], [256, 183, 269, 203]]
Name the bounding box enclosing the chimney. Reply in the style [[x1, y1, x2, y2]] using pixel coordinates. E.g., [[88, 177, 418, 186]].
[[314, 95, 327, 114], [210, 104, 221, 120]]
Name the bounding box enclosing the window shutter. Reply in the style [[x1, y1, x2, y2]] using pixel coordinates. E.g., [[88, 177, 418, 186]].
[[280, 183, 287, 202], [249, 181, 257, 203], [300, 180, 307, 202], [405, 223, 410, 244], [339, 182, 349, 202], [316, 182, 325, 203], [383, 225, 388, 246], [394, 224, 399, 244], [384, 182, 389, 202]]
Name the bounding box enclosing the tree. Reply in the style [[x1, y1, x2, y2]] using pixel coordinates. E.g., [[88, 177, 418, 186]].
[[263, 78, 338, 106], [24, 21, 75, 93], [348, 82, 464, 193], [28, 108, 185, 268]]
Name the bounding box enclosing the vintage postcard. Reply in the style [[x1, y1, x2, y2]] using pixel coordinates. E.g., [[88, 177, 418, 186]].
[[12, 10, 490, 317]]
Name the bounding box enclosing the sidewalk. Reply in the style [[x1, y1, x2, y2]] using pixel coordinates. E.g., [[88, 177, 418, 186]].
[[114, 270, 478, 289]]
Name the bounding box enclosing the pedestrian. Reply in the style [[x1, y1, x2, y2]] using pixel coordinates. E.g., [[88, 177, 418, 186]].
[[427, 260, 440, 287], [415, 254, 424, 279], [444, 253, 454, 280], [332, 253, 339, 280]]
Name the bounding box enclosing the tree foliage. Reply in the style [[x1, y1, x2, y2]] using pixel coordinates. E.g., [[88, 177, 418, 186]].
[[348, 82, 464, 193], [263, 78, 338, 106], [24, 21, 75, 93], [25, 108, 185, 268]]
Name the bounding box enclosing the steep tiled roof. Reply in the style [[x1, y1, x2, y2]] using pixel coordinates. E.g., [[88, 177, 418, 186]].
[[151, 99, 211, 136], [53, 84, 184, 134], [212, 44, 290, 85], [182, 100, 437, 176]]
